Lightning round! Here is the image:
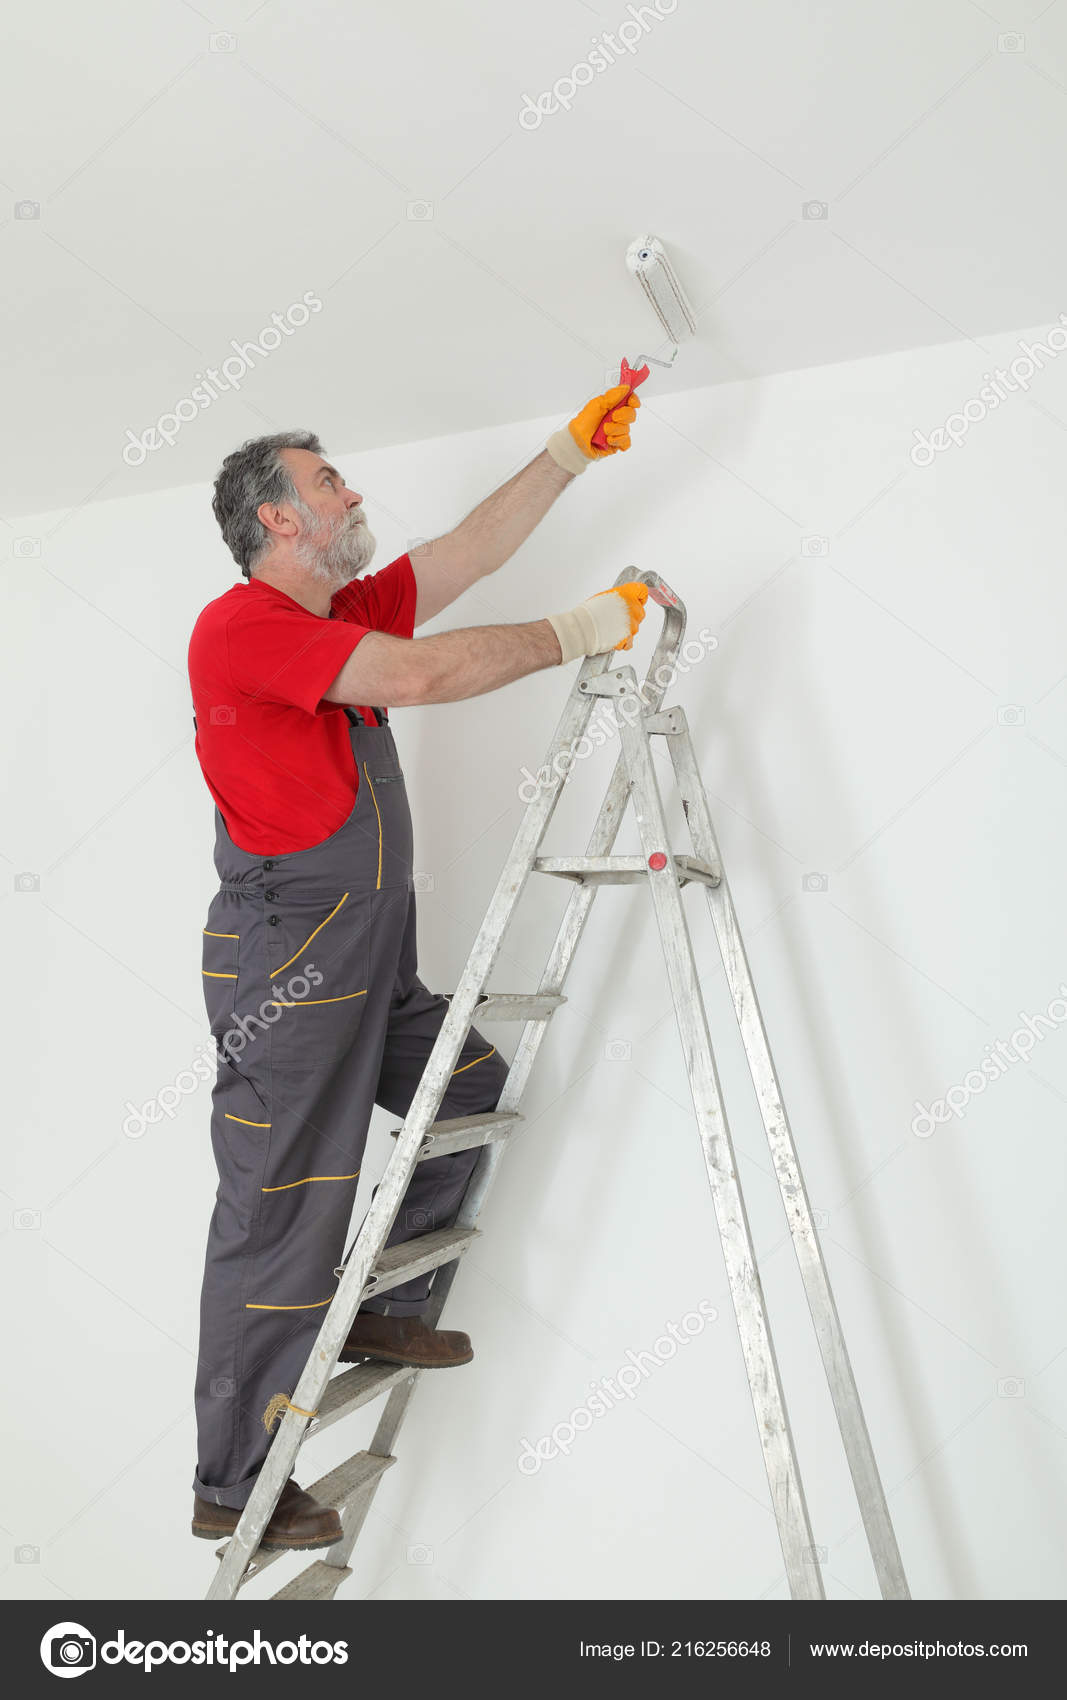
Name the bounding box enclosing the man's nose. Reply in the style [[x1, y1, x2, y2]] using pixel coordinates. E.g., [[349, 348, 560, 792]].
[[345, 490, 362, 508]]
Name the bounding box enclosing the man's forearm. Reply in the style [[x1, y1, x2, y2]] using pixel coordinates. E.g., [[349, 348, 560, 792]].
[[413, 450, 574, 626], [325, 620, 563, 709], [414, 618, 563, 703], [445, 449, 574, 580]]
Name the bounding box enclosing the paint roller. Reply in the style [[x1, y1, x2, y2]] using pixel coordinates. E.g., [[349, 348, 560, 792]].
[[591, 235, 697, 450]]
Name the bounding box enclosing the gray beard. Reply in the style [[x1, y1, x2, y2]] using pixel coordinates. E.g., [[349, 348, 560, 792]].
[[293, 501, 378, 588]]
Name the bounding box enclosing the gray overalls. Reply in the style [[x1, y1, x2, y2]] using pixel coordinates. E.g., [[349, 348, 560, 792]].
[[192, 707, 508, 1508]]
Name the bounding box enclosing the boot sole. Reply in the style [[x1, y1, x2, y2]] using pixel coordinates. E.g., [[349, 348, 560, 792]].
[[337, 1345, 474, 1369], [191, 1521, 342, 1551]]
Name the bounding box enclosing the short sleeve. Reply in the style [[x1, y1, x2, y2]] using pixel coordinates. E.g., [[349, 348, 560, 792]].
[[330, 554, 416, 639], [225, 599, 367, 715]]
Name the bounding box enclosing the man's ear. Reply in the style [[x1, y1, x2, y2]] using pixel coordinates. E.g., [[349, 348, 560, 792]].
[[256, 500, 296, 540]]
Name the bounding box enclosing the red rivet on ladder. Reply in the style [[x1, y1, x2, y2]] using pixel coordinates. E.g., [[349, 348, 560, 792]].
[[648, 852, 668, 871]]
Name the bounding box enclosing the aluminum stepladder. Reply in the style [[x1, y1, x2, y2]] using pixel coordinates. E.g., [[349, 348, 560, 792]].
[[205, 569, 910, 1603]]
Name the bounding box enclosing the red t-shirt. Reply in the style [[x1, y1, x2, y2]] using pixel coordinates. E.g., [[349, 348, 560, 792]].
[[188, 554, 416, 853]]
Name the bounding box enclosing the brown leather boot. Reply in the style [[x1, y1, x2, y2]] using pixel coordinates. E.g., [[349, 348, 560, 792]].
[[339, 1311, 473, 1368], [191, 1475, 343, 1551]]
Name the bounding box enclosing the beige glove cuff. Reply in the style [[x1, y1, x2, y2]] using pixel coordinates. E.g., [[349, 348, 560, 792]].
[[546, 593, 631, 665], [545, 425, 591, 476]]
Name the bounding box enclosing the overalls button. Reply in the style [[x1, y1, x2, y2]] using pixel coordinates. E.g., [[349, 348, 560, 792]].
[[268, 915, 280, 926], [263, 860, 276, 871], [265, 891, 277, 902]]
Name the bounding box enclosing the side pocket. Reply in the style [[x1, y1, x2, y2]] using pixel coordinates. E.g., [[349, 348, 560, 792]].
[[202, 926, 239, 1038]]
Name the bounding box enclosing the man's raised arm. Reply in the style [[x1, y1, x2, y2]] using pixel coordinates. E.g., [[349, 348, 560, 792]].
[[410, 382, 641, 626]]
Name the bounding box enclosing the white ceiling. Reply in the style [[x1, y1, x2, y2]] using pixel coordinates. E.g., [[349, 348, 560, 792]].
[[4, 0, 1067, 518]]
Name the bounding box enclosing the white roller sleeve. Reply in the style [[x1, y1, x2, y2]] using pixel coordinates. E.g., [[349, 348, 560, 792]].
[[546, 590, 633, 665]]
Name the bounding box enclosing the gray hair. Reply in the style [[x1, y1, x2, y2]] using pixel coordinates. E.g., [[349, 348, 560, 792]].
[[211, 430, 324, 577]]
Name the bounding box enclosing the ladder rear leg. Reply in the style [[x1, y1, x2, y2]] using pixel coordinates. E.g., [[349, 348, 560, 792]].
[[664, 714, 910, 1601]]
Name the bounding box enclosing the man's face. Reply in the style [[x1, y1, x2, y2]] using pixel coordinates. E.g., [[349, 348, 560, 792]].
[[281, 448, 377, 587]]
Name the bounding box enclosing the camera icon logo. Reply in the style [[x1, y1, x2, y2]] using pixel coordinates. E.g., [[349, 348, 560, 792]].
[[406, 201, 434, 220], [407, 1543, 433, 1564], [412, 872, 435, 893], [15, 200, 40, 220], [802, 200, 829, 220], [15, 1543, 40, 1563], [802, 872, 829, 893], [407, 537, 433, 556], [604, 1038, 632, 1061], [13, 1208, 41, 1230], [405, 1207, 432, 1230], [210, 704, 237, 727], [40, 1621, 96, 1676], [210, 31, 237, 51], [15, 871, 40, 893], [804, 1544, 828, 1564], [996, 704, 1025, 727], [210, 1376, 235, 1398], [996, 1376, 1025, 1398], [997, 32, 1025, 53], [14, 537, 41, 557], [811, 1208, 830, 1229], [801, 535, 829, 557]]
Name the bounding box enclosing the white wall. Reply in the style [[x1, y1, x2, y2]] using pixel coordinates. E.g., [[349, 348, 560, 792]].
[[3, 323, 1067, 1602]]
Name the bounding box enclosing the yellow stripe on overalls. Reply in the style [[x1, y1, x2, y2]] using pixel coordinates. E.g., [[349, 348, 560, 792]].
[[270, 892, 349, 977], [261, 1169, 360, 1193], [363, 762, 383, 890], [246, 1296, 335, 1311], [452, 1047, 496, 1076]]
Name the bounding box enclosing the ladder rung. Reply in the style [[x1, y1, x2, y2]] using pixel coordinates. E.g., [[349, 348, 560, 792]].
[[474, 992, 565, 1022], [368, 1225, 479, 1296], [217, 1450, 395, 1588], [272, 1558, 352, 1602], [535, 854, 720, 888], [310, 1361, 416, 1437], [389, 1110, 523, 1160]]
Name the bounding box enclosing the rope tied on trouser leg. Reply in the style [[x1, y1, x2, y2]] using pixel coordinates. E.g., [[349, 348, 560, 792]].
[[262, 1392, 319, 1433]]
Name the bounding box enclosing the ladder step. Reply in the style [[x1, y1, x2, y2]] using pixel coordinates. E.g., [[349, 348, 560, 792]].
[[389, 1110, 523, 1160], [368, 1225, 480, 1297], [217, 1450, 395, 1589], [272, 1558, 352, 1602], [309, 1360, 417, 1438], [473, 992, 565, 1022], [535, 854, 720, 888]]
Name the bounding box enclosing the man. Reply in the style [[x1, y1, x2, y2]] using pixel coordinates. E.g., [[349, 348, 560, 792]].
[[188, 381, 648, 1552]]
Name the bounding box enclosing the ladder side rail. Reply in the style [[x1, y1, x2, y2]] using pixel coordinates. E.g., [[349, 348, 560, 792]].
[[665, 716, 911, 1601], [614, 676, 825, 1600]]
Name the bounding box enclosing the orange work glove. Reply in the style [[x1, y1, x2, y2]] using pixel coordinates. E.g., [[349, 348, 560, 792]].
[[546, 581, 649, 664], [546, 383, 642, 476]]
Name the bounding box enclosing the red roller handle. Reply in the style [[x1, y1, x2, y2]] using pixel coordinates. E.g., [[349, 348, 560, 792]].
[[591, 357, 650, 451]]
